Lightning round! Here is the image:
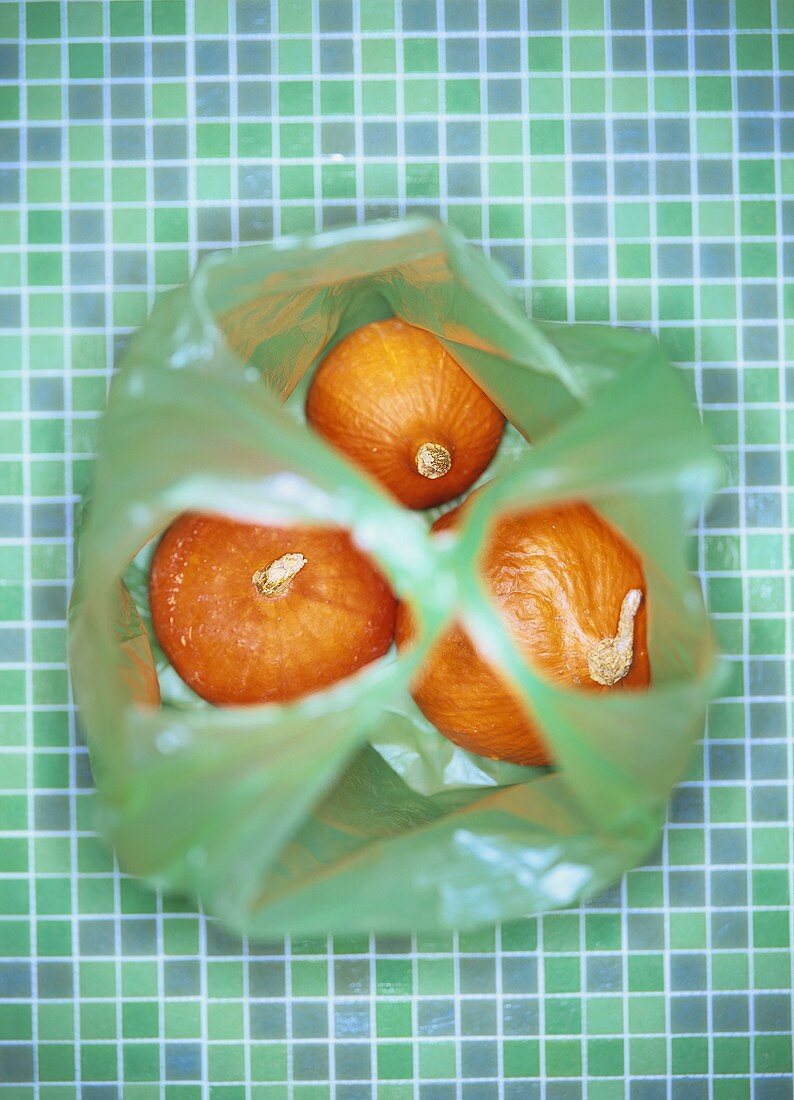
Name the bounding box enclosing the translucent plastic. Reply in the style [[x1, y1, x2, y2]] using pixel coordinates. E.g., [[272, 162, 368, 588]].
[[69, 219, 722, 936]]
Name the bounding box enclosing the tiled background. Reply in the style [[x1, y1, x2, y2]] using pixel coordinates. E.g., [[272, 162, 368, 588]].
[[1, 0, 793, 1095]]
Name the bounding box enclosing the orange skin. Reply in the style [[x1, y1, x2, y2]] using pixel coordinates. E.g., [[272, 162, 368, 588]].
[[396, 500, 650, 766], [150, 513, 397, 707], [306, 318, 505, 509]]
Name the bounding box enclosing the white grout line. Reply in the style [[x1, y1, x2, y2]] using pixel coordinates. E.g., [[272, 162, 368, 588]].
[[95, 4, 125, 1092], [269, 0, 281, 240], [139, 7, 166, 1097], [603, 6, 634, 1095], [182, 4, 210, 1098], [1, 25, 787, 44], [17, 3, 39, 1093], [311, 0, 323, 233], [436, 0, 448, 228], [367, 931, 377, 1098], [685, 7, 717, 1098], [351, 0, 366, 232], [770, 0, 794, 1060], [57, 0, 82, 1094], [727, 7, 756, 1097], [225, 11, 253, 1094]]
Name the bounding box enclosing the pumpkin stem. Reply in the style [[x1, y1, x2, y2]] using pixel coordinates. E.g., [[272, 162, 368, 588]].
[[416, 442, 452, 480], [252, 553, 307, 598], [586, 588, 643, 686]]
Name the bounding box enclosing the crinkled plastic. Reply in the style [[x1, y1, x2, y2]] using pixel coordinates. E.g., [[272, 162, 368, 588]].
[[69, 218, 722, 936]]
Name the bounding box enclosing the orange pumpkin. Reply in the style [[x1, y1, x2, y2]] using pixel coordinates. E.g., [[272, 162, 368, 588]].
[[150, 513, 396, 706], [306, 318, 505, 509], [396, 499, 650, 766]]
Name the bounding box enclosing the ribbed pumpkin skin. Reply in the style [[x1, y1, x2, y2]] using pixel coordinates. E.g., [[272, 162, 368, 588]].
[[396, 500, 650, 766], [306, 318, 505, 509], [150, 513, 397, 706]]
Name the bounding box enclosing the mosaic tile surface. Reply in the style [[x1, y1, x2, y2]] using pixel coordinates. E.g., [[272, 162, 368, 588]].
[[0, 0, 792, 1095]]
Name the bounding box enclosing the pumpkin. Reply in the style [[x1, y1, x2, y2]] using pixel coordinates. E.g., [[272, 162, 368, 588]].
[[306, 318, 505, 509], [149, 513, 397, 706], [396, 498, 650, 766]]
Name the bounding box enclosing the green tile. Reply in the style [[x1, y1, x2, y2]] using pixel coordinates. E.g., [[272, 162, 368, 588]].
[[586, 997, 623, 1035], [150, 2, 184, 35], [0, 86, 20, 121], [110, 0, 143, 34], [528, 76, 564, 113], [39, 1045, 76, 1083], [736, 0, 771, 27], [612, 77, 648, 113], [376, 1043, 412, 1080], [713, 954, 749, 990], [82, 1044, 120, 1083], [670, 912, 707, 950], [376, 959, 412, 996], [208, 1004, 244, 1041], [1, 920, 31, 956], [628, 955, 663, 993], [755, 1034, 792, 1073], [291, 960, 327, 996], [545, 1039, 582, 1078], [197, 123, 231, 159], [28, 86, 62, 121], [624, 871, 659, 906], [543, 913, 580, 952], [165, 1002, 201, 1039], [501, 920, 537, 951], [153, 84, 188, 118], [544, 957, 581, 994], [124, 1043, 161, 1083], [360, 0, 393, 31], [38, 1003, 76, 1041], [655, 76, 689, 111], [207, 962, 243, 997], [570, 36, 605, 70], [713, 1083, 751, 1100], [67, 1, 103, 36], [629, 1037, 667, 1075], [418, 1042, 455, 1078], [208, 1045, 246, 1082], [69, 42, 104, 79], [571, 77, 606, 113], [546, 997, 582, 1034], [123, 1002, 159, 1039], [362, 39, 395, 73], [588, 1038, 624, 1076], [279, 39, 312, 75], [122, 962, 159, 998], [417, 958, 453, 994], [0, 1004, 33, 1041], [528, 38, 563, 71], [195, 0, 227, 34], [376, 1001, 412, 1037], [503, 1039, 539, 1077], [27, 1, 61, 38]]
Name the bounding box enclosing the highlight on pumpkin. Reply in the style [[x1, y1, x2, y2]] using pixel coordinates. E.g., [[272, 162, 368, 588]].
[[305, 317, 505, 510], [395, 498, 650, 767], [149, 513, 397, 707]]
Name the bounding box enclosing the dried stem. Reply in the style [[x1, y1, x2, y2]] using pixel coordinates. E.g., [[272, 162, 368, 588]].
[[252, 553, 307, 598], [587, 588, 643, 686], [415, 442, 452, 480]]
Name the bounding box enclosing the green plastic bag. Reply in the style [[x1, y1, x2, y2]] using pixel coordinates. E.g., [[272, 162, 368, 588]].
[[69, 218, 721, 936]]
